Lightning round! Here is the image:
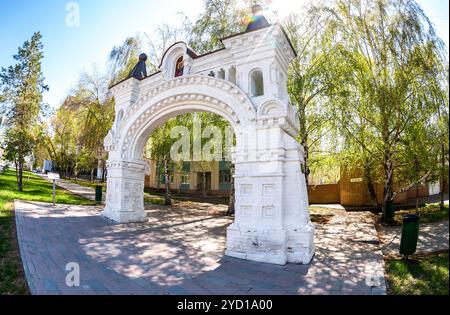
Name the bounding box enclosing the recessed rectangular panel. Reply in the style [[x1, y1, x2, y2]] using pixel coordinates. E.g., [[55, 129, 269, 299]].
[[240, 205, 253, 217], [262, 184, 275, 195], [262, 205, 275, 218], [241, 184, 253, 195]]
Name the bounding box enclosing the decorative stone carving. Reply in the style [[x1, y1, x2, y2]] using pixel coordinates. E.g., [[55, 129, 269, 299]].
[[103, 24, 314, 265]]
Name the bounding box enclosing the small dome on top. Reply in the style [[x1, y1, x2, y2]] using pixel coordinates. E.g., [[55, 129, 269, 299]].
[[245, 4, 270, 32], [127, 52, 148, 80], [251, 4, 263, 15], [139, 53, 148, 61]]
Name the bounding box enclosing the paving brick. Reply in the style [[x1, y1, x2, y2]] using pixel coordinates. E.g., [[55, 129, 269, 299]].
[[15, 199, 388, 295], [85, 279, 111, 294], [41, 278, 61, 294], [250, 279, 277, 290]]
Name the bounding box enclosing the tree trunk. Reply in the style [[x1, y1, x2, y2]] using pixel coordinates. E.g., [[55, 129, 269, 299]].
[[18, 161, 23, 192], [102, 166, 106, 183], [90, 167, 94, 183], [298, 100, 310, 186], [227, 163, 235, 215], [415, 184, 420, 214], [202, 171, 207, 198], [364, 164, 378, 208], [163, 159, 172, 205], [101, 160, 107, 183], [16, 149, 24, 192], [300, 125, 310, 186], [382, 114, 394, 222], [382, 158, 394, 222], [14, 160, 19, 185], [441, 143, 446, 210]]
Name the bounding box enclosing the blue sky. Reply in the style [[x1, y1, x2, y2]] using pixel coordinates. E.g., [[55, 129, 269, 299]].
[[0, 0, 448, 110]]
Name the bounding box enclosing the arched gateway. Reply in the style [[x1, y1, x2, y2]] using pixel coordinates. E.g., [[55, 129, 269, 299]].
[[103, 19, 315, 265]]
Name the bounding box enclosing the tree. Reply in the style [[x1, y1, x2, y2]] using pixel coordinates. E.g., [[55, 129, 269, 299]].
[[192, 112, 230, 198], [145, 24, 181, 73], [427, 65, 449, 210], [147, 118, 181, 205], [72, 69, 115, 181], [108, 36, 142, 85], [284, 8, 339, 186], [322, 0, 447, 221], [46, 67, 115, 182], [181, 0, 247, 54], [47, 104, 78, 178], [227, 162, 236, 215], [108, 26, 181, 84], [0, 32, 48, 191]]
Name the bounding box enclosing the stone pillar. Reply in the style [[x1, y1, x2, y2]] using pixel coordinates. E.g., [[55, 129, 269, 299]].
[[225, 126, 314, 265], [102, 160, 148, 223]]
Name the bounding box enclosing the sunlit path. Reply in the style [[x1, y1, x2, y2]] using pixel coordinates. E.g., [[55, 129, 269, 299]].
[[15, 200, 386, 295]]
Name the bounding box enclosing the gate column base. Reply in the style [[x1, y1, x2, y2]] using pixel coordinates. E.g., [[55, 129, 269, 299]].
[[225, 223, 314, 265], [101, 207, 148, 224], [102, 160, 148, 224]]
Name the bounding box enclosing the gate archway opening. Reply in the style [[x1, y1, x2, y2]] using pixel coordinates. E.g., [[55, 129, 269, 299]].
[[140, 111, 236, 203]]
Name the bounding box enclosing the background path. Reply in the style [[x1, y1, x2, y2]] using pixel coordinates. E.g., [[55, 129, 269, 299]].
[[379, 221, 449, 257], [38, 174, 100, 202]]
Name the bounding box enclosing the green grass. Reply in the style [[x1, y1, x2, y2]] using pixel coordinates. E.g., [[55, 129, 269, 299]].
[[68, 178, 166, 205], [142, 188, 169, 205], [0, 169, 94, 295], [386, 251, 449, 295], [394, 203, 449, 225], [68, 178, 106, 192], [144, 195, 165, 205]]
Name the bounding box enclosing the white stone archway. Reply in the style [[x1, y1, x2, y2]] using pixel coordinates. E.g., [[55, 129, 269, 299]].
[[103, 23, 315, 265]]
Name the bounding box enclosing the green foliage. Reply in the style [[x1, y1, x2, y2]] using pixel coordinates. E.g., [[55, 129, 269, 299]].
[[0, 199, 28, 294], [318, 0, 448, 212], [0, 32, 48, 191], [386, 252, 449, 295], [0, 170, 93, 206], [394, 203, 449, 225], [108, 27, 181, 84], [108, 36, 142, 85], [285, 9, 341, 185], [46, 69, 114, 180], [145, 112, 233, 200], [181, 0, 247, 54]]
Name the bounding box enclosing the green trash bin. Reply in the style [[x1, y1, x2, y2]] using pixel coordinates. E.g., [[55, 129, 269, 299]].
[[400, 214, 420, 256], [95, 185, 103, 205], [383, 201, 395, 223]]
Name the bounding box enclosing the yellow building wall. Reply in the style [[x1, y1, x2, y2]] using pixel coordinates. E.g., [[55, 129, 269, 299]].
[[144, 160, 222, 191]]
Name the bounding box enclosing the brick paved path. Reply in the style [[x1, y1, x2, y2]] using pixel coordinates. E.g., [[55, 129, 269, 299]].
[[38, 174, 100, 202], [15, 200, 386, 295], [379, 221, 449, 257]]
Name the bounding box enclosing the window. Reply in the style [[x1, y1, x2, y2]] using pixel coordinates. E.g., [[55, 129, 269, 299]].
[[181, 172, 190, 184], [160, 174, 174, 184], [229, 66, 237, 84], [218, 69, 225, 80], [219, 170, 231, 184], [174, 56, 184, 77], [115, 110, 124, 128], [250, 70, 264, 96]]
